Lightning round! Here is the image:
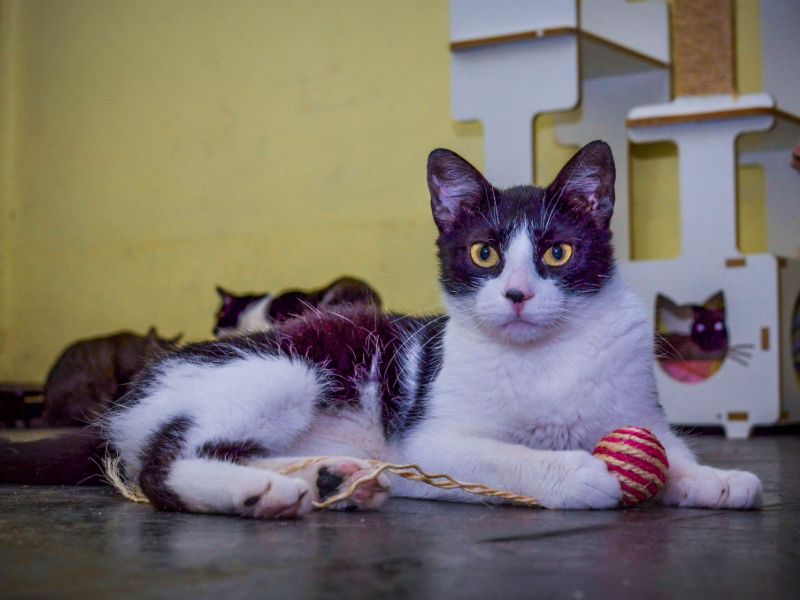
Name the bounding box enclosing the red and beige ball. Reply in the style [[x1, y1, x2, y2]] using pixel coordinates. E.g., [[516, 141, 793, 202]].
[[593, 427, 670, 507]]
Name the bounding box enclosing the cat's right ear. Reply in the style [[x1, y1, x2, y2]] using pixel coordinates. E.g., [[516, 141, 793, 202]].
[[216, 286, 232, 303], [704, 291, 725, 310], [427, 149, 491, 233]]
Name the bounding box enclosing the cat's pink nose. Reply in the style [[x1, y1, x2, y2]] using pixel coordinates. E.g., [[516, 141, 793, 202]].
[[504, 288, 533, 304]]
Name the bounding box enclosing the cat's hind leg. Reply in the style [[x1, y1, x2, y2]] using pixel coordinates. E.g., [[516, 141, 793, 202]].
[[164, 458, 313, 518], [249, 456, 391, 511], [108, 354, 328, 518], [135, 414, 315, 519]]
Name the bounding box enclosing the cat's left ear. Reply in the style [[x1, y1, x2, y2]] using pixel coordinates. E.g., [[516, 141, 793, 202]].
[[216, 285, 233, 305], [427, 149, 493, 233], [549, 140, 615, 228]]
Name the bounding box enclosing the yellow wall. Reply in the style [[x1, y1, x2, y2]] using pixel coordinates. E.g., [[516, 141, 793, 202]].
[[0, 0, 767, 381], [1, 0, 20, 380], [1, 0, 485, 379]]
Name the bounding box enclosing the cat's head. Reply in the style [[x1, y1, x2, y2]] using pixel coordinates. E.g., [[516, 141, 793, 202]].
[[214, 286, 272, 337], [690, 291, 727, 352], [144, 327, 183, 353], [656, 291, 728, 354], [428, 141, 615, 344]]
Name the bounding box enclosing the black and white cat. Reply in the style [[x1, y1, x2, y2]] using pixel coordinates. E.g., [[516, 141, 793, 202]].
[[213, 287, 273, 337], [105, 142, 762, 518], [214, 277, 382, 337]]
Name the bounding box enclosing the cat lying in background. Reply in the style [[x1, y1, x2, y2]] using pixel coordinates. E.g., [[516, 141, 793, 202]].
[[39, 328, 180, 427], [214, 276, 381, 337]]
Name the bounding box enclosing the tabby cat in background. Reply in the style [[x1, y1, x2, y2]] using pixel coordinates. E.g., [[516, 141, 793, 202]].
[[40, 328, 180, 427]]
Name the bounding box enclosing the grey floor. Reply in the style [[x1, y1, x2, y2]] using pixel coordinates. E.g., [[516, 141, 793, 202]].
[[2, 435, 799, 600]]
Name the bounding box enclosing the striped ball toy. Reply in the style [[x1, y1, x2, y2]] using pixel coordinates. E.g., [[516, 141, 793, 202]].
[[592, 427, 669, 507]]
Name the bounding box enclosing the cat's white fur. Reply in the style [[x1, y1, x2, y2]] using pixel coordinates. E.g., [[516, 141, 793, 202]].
[[107, 355, 324, 478], [106, 228, 762, 516], [394, 230, 761, 509]]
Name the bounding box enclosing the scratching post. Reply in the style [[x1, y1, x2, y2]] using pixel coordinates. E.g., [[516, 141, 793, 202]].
[[448, 0, 800, 438], [672, 0, 736, 96]]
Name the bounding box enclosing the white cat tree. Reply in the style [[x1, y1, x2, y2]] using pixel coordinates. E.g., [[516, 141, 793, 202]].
[[449, 0, 800, 438]]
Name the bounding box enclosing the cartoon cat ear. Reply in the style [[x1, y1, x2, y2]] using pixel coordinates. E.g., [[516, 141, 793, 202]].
[[704, 291, 725, 310], [656, 293, 693, 321], [427, 149, 492, 233], [656, 294, 677, 312], [549, 141, 615, 228]]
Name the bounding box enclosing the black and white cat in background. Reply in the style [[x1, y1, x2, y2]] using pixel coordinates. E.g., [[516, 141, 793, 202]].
[[214, 277, 381, 337], [3, 142, 762, 516]]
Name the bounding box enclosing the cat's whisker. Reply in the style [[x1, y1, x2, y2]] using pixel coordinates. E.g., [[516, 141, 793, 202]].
[[654, 333, 688, 364]]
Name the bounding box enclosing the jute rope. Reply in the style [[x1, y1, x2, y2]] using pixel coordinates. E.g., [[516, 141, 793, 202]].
[[102, 455, 542, 510]]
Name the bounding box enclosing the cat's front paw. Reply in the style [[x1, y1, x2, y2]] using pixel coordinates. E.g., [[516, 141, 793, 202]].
[[661, 465, 762, 509], [236, 473, 314, 519], [315, 462, 390, 511], [278, 456, 390, 511], [537, 451, 623, 510]]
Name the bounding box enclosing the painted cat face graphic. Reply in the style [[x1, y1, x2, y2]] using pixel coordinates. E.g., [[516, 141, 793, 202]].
[[656, 291, 751, 384]]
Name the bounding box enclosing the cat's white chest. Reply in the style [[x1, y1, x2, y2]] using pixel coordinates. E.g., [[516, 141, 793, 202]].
[[430, 308, 649, 451]]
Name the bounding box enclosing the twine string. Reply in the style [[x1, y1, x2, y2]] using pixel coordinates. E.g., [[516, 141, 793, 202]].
[[103, 455, 542, 509]]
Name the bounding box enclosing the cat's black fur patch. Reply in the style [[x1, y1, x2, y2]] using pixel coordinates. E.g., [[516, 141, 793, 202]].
[[394, 315, 446, 434], [138, 415, 193, 511], [197, 439, 268, 463]]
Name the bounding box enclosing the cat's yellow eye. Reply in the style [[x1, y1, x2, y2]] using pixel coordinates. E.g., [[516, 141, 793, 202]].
[[469, 242, 501, 268], [543, 243, 573, 267]]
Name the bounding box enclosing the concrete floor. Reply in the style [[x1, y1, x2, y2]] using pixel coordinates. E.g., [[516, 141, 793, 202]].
[[2, 435, 799, 600]]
